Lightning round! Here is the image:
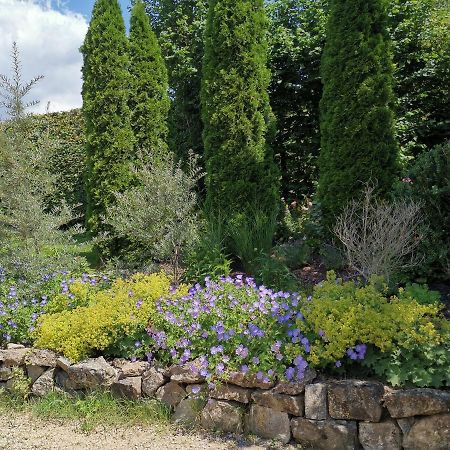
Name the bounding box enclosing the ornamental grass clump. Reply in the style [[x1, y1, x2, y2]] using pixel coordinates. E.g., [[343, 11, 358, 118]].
[[148, 275, 315, 383]]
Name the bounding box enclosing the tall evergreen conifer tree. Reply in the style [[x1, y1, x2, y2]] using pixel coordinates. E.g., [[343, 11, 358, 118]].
[[81, 0, 134, 235], [318, 0, 399, 227], [201, 0, 279, 229], [129, 0, 170, 158]]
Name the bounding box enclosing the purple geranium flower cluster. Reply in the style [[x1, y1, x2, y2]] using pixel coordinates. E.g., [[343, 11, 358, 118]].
[[148, 275, 316, 383]]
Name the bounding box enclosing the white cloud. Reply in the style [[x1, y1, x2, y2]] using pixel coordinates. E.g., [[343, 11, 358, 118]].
[[0, 0, 88, 116]]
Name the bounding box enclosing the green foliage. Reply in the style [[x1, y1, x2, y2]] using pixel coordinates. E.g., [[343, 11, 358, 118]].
[[228, 210, 278, 274], [4, 368, 31, 402], [318, 0, 399, 227], [150, 276, 305, 382], [395, 141, 450, 280], [35, 273, 187, 361], [182, 219, 232, 283], [273, 241, 311, 270], [0, 44, 85, 281], [26, 110, 86, 220], [363, 329, 450, 388], [267, 0, 328, 203], [201, 0, 280, 238], [389, 0, 450, 158], [143, 0, 208, 162], [29, 391, 171, 433], [296, 273, 449, 387], [81, 0, 135, 236], [129, 1, 170, 158], [399, 283, 442, 306], [104, 153, 202, 281]]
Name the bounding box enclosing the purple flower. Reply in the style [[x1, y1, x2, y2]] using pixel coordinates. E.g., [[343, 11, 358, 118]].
[[134, 341, 141, 348], [335, 360, 342, 368], [235, 345, 249, 358], [251, 356, 260, 365], [285, 367, 295, 381], [135, 300, 143, 308], [191, 385, 201, 395], [240, 364, 249, 374]]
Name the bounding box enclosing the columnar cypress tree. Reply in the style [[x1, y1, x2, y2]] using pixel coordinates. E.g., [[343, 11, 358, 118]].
[[81, 0, 134, 235], [318, 0, 399, 227], [129, 0, 170, 158], [201, 0, 279, 226]]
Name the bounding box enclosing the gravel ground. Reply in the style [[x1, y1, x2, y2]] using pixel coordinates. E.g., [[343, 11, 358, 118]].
[[0, 412, 295, 450]]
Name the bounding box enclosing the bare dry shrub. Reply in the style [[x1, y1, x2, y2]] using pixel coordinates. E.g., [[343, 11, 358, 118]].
[[334, 185, 423, 282]]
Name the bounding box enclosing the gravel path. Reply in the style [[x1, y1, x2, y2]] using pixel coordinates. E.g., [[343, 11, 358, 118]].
[[0, 412, 292, 450]]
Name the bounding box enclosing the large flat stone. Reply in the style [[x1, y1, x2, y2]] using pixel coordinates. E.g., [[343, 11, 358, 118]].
[[359, 420, 402, 450], [111, 377, 141, 399], [210, 384, 252, 404], [201, 399, 244, 433], [291, 418, 359, 450], [169, 360, 206, 384], [251, 390, 304, 416], [273, 368, 317, 395], [111, 359, 150, 379], [156, 381, 186, 407], [403, 413, 450, 450], [226, 372, 274, 389], [0, 348, 30, 367], [305, 383, 328, 419], [246, 404, 291, 444], [25, 349, 57, 367], [384, 389, 450, 418], [328, 380, 383, 422], [67, 357, 117, 389]]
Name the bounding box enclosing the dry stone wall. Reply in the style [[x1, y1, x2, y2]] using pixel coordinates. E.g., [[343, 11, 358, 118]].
[[1, 346, 449, 449]]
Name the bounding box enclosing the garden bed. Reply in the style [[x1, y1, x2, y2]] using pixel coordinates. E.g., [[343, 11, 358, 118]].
[[1, 346, 449, 449]]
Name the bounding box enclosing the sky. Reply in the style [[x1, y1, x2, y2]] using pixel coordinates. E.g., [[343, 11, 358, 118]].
[[0, 0, 132, 117]]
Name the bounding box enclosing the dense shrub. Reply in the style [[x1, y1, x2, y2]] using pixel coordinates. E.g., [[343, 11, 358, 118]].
[[129, 0, 170, 157], [35, 273, 186, 361], [0, 44, 86, 281], [201, 0, 280, 237], [105, 153, 202, 280], [26, 110, 86, 219], [395, 140, 450, 280], [296, 272, 449, 386], [318, 0, 399, 228], [81, 0, 135, 237]]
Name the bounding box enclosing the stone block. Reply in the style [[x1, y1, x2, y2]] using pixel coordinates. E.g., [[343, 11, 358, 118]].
[[156, 381, 186, 407], [273, 368, 317, 395], [403, 413, 450, 450], [251, 389, 304, 416], [305, 383, 328, 419], [210, 384, 252, 404], [111, 376, 142, 399], [328, 380, 383, 422], [173, 397, 206, 426], [246, 404, 291, 444], [384, 389, 450, 418], [201, 399, 244, 433], [291, 418, 359, 450], [359, 420, 402, 450], [142, 367, 167, 397]]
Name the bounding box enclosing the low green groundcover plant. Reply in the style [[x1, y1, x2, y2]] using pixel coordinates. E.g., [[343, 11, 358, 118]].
[[2, 268, 448, 388]]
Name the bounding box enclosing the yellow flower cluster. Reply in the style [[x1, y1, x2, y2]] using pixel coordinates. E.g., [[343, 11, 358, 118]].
[[300, 272, 447, 366], [35, 273, 187, 361]]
